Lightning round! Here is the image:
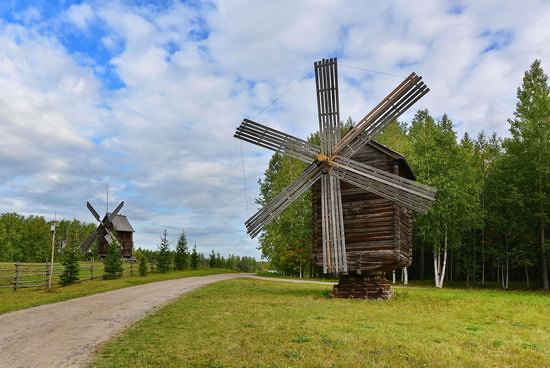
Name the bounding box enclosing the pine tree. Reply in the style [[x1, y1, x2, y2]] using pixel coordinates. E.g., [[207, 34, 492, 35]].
[[174, 229, 189, 270], [209, 249, 217, 268], [59, 244, 80, 286], [139, 255, 148, 276], [190, 245, 199, 270], [103, 235, 123, 280], [157, 230, 171, 273]]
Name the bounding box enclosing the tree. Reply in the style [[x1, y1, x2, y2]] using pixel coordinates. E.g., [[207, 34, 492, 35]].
[[103, 235, 124, 280], [174, 229, 189, 270], [209, 249, 217, 268], [139, 255, 148, 277], [59, 244, 80, 286], [157, 230, 171, 273], [190, 245, 199, 270], [409, 111, 480, 288], [507, 59, 550, 291]]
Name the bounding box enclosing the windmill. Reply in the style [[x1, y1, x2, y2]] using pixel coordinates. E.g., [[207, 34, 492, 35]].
[[80, 201, 124, 255], [234, 58, 437, 298]]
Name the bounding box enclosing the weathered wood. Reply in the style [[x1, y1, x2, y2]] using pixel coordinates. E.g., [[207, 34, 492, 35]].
[[313, 143, 415, 276]]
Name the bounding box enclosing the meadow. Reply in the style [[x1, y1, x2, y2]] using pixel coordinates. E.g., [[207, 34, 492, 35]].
[[92, 279, 550, 368]]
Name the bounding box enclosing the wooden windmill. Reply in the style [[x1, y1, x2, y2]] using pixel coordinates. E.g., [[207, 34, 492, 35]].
[[234, 58, 437, 298], [80, 201, 134, 258]]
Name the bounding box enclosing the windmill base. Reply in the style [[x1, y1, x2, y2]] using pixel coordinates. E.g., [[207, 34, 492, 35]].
[[332, 272, 393, 300]]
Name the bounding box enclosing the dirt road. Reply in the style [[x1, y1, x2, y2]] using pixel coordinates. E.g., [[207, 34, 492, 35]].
[[0, 274, 334, 368]]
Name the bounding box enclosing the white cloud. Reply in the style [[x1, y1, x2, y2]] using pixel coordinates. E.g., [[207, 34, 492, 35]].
[[66, 3, 95, 30]]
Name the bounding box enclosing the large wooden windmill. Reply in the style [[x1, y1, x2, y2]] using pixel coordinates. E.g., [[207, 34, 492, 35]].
[[235, 58, 437, 298]]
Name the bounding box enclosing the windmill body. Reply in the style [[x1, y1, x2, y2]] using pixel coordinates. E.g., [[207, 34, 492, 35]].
[[234, 58, 437, 299], [97, 213, 135, 258]]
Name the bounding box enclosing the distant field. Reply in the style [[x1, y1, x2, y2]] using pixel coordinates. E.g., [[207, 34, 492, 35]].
[[92, 279, 550, 368], [0, 266, 236, 314]]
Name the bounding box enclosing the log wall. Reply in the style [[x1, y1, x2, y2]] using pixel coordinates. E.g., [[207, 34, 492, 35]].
[[313, 143, 413, 274]]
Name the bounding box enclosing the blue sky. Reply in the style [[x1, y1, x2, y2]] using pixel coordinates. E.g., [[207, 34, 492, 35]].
[[0, 0, 549, 257]]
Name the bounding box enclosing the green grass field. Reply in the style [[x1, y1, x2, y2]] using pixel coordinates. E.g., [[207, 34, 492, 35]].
[[0, 267, 236, 315], [92, 279, 550, 368]]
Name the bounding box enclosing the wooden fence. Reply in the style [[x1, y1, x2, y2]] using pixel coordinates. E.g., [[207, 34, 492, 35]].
[[0, 258, 141, 291]]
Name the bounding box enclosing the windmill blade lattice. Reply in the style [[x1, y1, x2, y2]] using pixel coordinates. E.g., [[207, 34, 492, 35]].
[[235, 57, 436, 274]]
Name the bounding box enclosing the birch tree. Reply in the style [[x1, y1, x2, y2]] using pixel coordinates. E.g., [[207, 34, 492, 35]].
[[506, 60, 550, 291]]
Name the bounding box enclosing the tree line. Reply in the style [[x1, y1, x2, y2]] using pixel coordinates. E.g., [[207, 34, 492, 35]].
[[0, 213, 95, 262], [257, 60, 550, 290], [0, 214, 260, 273], [135, 229, 259, 273]]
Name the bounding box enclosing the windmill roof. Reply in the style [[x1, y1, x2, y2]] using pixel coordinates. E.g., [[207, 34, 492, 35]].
[[367, 140, 416, 180], [104, 213, 135, 232]]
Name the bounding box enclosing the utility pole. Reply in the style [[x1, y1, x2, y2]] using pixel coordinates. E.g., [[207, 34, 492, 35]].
[[48, 213, 57, 290]]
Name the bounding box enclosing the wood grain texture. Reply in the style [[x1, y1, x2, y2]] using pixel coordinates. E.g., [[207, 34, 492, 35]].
[[312, 143, 413, 273]]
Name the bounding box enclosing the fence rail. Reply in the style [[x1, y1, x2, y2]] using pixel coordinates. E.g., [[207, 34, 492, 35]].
[[0, 258, 142, 291]]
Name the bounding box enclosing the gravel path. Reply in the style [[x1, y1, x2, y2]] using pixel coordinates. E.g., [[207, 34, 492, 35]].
[[0, 274, 335, 368]]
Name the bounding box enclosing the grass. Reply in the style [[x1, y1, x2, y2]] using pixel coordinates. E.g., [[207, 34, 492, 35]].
[[92, 279, 550, 368], [0, 267, 236, 315]]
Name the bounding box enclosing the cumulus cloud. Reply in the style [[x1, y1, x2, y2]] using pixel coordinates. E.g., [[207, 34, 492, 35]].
[[0, 0, 549, 256]]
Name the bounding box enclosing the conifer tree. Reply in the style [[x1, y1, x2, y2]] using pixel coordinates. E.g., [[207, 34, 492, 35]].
[[59, 244, 80, 286], [174, 229, 189, 270], [157, 230, 171, 273], [103, 235, 123, 280], [209, 249, 217, 268], [190, 245, 199, 270], [139, 255, 148, 276]]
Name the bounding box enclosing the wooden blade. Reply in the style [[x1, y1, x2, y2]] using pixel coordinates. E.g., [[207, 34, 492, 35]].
[[321, 175, 347, 274], [86, 201, 100, 222], [106, 201, 124, 223], [315, 58, 340, 155], [330, 156, 437, 213], [245, 162, 323, 238], [80, 225, 103, 253], [333, 73, 429, 157], [234, 119, 320, 163]]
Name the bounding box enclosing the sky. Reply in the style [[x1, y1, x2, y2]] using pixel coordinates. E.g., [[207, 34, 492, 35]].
[[0, 0, 549, 257]]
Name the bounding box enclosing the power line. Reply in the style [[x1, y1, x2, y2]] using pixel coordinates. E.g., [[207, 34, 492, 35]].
[[251, 75, 308, 120], [339, 63, 406, 79]]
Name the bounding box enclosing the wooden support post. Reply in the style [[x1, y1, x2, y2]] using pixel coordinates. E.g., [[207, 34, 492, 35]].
[[45, 263, 49, 286], [48, 220, 57, 290], [13, 263, 20, 291], [130, 259, 133, 277], [90, 257, 94, 281]]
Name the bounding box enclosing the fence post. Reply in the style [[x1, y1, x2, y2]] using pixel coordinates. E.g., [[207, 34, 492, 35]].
[[130, 259, 133, 277], [90, 257, 94, 281], [13, 263, 20, 291], [45, 262, 50, 287]]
